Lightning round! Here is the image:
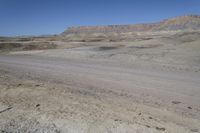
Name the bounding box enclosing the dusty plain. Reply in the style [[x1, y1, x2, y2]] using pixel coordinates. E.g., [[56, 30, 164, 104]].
[[0, 30, 200, 133]]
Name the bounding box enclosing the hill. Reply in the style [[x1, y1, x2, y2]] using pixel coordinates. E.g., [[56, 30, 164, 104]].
[[62, 15, 200, 35]]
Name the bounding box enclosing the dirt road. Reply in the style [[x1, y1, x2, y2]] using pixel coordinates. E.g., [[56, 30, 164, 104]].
[[0, 55, 200, 133]]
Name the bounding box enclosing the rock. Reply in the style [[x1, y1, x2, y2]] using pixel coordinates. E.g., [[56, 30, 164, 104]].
[[36, 104, 40, 108], [145, 125, 150, 128], [17, 83, 22, 87], [172, 101, 181, 104], [155, 127, 166, 131], [191, 129, 199, 132]]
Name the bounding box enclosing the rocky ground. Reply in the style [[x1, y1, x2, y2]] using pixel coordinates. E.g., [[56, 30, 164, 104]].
[[0, 31, 200, 133]]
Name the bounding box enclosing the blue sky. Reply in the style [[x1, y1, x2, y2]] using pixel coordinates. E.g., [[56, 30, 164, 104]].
[[0, 0, 200, 36]]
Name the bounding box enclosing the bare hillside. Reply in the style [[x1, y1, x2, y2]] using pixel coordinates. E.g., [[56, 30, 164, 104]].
[[62, 15, 200, 34]]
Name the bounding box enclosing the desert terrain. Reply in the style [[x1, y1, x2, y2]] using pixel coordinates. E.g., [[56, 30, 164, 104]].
[[0, 15, 200, 133]]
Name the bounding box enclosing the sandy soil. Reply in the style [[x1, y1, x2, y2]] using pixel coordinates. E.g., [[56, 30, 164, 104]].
[[0, 31, 200, 133], [0, 54, 200, 133]]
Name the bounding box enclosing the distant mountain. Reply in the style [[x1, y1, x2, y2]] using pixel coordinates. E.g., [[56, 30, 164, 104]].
[[62, 15, 200, 35], [152, 15, 200, 31]]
